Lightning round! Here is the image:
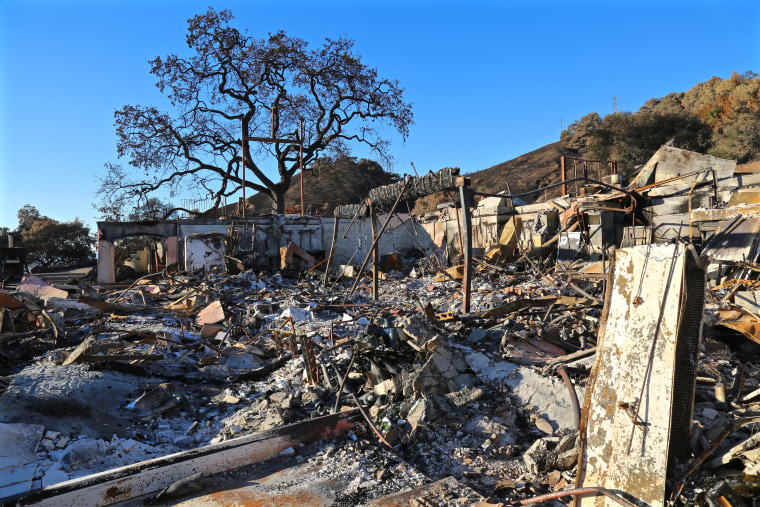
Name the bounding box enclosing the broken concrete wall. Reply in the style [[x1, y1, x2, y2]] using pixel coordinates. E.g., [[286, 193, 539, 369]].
[[184, 234, 227, 273], [97, 221, 181, 283], [243, 216, 323, 266], [330, 214, 433, 266], [420, 203, 509, 261], [243, 215, 428, 268], [627, 145, 758, 242], [513, 201, 564, 250], [98, 216, 432, 280], [177, 221, 232, 237], [652, 146, 736, 182]]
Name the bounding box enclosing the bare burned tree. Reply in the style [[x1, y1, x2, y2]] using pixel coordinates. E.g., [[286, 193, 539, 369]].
[[98, 8, 413, 214]]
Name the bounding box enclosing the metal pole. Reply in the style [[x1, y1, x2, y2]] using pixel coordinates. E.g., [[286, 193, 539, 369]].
[[299, 118, 304, 217], [241, 118, 246, 218], [323, 217, 339, 287], [574, 160, 578, 195], [369, 201, 379, 300], [561, 156, 566, 196], [457, 177, 473, 314]]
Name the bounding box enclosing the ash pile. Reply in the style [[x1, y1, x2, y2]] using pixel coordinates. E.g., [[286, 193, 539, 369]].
[[0, 262, 597, 506]]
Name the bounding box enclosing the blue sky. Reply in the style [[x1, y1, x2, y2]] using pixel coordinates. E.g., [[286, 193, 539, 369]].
[[1, 0, 758, 231]]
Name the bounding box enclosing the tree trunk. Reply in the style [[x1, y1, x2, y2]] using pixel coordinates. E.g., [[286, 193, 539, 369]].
[[272, 189, 287, 215]]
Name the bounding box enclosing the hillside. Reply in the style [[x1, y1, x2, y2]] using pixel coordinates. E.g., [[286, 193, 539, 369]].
[[245, 157, 400, 215], [243, 143, 589, 217], [411, 142, 584, 214], [244, 138, 758, 217], [467, 142, 585, 203]]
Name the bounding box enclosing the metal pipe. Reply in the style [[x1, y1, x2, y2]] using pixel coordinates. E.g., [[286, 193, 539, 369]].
[[241, 118, 246, 218], [688, 173, 701, 241], [505, 487, 636, 507], [332, 352, 356, 414], [323, 217, 339, 287], [473, 177, 638, 200], [397, 215, 457, 282], [557, 365, 581, 430], [568, 281, 602, 304], [299, 118, 304, 217], [331, 364, 400, 457], [369, 202, 379, 300]]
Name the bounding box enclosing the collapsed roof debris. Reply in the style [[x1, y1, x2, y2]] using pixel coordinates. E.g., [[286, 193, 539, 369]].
[[2, 148, 760, 505]]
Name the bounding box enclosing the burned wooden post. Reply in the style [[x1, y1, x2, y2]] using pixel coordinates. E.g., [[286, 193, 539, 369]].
[[457, 176, 473, 314]]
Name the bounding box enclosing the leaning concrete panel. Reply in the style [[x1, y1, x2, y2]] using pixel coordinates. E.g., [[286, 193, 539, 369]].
[[576, 243, 705, 507], [652, 145, 736, 182], [628, 145, 735, 189]]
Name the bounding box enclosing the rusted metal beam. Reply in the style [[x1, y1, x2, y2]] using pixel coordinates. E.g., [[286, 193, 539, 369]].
[[2, 411, 361, 506], [474, 177, 637, 200], [241, 118, 246, 217], [557, 365, 581, 430]]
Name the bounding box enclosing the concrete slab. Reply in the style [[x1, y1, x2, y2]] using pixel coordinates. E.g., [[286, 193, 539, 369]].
[[0, 364, 142, 440], [0, 423, 44, 498]]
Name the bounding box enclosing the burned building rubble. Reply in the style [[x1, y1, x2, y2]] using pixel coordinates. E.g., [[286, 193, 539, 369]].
[[2, 153, 760, 506]]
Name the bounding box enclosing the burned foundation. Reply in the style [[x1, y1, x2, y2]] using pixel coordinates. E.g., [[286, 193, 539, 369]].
[[2, 151, 760, 506]]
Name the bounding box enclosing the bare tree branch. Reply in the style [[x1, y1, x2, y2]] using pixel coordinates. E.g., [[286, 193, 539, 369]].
[[98, 8, 413, 214]]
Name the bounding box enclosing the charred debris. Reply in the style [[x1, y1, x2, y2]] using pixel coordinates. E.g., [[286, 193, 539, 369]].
[[2, 146, 760, 506]]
